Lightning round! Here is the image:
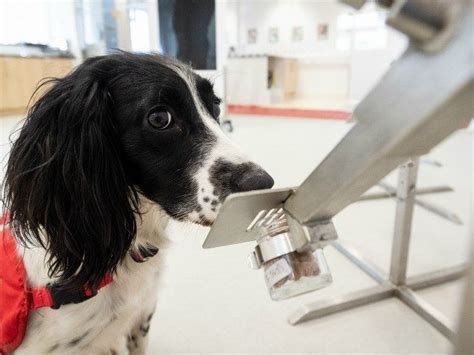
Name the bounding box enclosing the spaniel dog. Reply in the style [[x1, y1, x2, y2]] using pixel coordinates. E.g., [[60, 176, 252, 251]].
[[2, 52, 273, 354]]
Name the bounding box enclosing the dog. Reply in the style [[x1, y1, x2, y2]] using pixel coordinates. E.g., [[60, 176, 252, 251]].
[[1, 52, 273, 354]]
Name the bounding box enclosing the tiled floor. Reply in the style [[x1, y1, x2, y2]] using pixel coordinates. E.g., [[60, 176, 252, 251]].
[[0, 114, 472, 354]]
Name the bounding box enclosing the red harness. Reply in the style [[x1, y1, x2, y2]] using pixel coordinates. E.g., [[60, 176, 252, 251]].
[[0, 215, 113, 353]]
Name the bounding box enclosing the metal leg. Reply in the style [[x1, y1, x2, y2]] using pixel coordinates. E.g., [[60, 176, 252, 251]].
[[397, 287, 457, 341], [378, 182, 463, 225], [358, 185, 453, 201], [288, 283, 395, 325], [389, 158, 419, 285], [413, 197, 463, 225], [406, 264, 467, 290], [331, 241, 387, 284]]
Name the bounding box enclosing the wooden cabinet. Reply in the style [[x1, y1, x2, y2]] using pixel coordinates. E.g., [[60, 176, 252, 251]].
[[0, 56, 74, 115], [268, 56, 298, 100], [226, 56, 299, 106]]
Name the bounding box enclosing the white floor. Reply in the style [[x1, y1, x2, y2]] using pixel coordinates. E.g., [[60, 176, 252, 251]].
[[0, 114, 472, 354]]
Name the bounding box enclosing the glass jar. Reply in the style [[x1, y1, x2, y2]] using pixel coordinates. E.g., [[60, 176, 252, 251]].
[[257, 219, 332, 301]]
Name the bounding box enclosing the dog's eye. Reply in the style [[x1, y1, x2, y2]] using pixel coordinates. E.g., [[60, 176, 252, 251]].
[[147, 109, 173, 130], [212, 100, 221, 119]]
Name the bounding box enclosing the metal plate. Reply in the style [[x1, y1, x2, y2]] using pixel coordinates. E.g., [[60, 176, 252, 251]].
[[202, 187, 294, 249]]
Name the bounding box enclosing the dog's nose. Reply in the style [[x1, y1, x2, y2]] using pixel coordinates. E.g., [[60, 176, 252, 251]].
[[232, 167, 274, 192]]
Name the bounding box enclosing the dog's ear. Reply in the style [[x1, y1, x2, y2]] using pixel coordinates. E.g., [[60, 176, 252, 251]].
[[3, 59, 140, 290]]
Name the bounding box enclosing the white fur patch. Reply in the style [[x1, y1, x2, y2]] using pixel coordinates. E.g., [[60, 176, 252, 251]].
[[163, 60, 250, 222]]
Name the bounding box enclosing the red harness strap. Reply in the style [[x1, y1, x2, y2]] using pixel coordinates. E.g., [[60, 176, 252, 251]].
[[0, 216, 113, 353], [27, 272, 114, 310]]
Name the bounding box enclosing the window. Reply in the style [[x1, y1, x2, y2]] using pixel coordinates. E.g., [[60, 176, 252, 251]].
[[354, 29, 387, 50], [336, 10, 387, 51], [129, 8, 151, 52]]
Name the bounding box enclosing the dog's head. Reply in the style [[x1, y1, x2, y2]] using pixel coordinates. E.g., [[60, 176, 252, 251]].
[[114, 55, 273, 225], [3, 53, 273, 289]]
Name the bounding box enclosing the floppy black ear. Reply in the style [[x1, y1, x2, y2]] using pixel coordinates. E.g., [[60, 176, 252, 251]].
[[2, 59, 140, 290]]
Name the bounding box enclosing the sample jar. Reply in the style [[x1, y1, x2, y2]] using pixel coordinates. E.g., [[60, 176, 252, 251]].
[[257, 218, 332, 301]]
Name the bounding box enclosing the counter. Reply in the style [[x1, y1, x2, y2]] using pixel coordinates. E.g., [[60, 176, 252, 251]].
[[0, 56, 74, 115]]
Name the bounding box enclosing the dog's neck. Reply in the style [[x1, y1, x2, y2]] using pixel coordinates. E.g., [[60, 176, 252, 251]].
[[134, 195, 170, 250]]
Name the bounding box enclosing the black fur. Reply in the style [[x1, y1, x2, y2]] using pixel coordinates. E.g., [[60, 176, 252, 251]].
[[2, 53, 220, 291]]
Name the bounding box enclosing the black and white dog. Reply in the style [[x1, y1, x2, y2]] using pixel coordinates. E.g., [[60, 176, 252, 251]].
[[2, 52, 273, 354]]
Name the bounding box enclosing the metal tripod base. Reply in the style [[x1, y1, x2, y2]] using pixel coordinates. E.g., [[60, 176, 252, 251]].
[[289, 240, 466, 342], [288, 159, 468, 343]]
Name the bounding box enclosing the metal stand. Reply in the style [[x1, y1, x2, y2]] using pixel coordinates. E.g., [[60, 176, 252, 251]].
[[203, 0, 473, 345], [288, 159, 467, 343], [359, 156, 462, 224]]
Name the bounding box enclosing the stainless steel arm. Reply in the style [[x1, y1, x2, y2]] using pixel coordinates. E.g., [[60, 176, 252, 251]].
[[284, 3, 473, 225], [203, 0, 473, 249], [201, 0, 473, 343]]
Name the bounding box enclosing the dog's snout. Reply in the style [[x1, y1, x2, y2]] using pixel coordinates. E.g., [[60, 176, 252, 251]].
[[208, 159, 274, 203], [232, 167, 274, 192]]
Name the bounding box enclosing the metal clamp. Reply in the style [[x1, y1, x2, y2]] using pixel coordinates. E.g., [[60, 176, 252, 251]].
[[247, 210, 338, 270], [385, 0, 465, 52], [286, 214, 339, 250], [341, 0, 466, 53]]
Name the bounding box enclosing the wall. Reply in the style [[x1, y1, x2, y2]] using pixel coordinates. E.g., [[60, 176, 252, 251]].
[[0, 0, 408, 107], [233, 0, 345, 57], [223, 0, 408, 107], [348, 28, 407, 103]]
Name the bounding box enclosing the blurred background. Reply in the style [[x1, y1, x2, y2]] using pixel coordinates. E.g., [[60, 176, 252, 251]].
[[0, 0, 472, 354], [0, 0, 408, 115]]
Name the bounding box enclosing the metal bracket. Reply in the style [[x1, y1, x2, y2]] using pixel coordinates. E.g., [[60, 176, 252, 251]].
[[247, 214, 338, 270], [341, 0, 467, 53], [386, 0, 465, 52]]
